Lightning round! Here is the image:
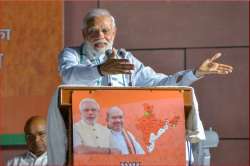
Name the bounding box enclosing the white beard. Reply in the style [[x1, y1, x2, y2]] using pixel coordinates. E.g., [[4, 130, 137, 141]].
[[85, 39, 113, 57]]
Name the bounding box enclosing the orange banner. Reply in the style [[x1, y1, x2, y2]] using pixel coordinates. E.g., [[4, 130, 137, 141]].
[[72, 89, 186, 166], [0, 1, 62, 134]]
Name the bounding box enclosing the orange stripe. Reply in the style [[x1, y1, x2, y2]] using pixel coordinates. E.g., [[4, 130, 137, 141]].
[[122, 129, 136, 154]]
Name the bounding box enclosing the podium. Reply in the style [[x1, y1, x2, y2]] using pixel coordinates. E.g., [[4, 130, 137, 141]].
[[58, 86, 193, 166]]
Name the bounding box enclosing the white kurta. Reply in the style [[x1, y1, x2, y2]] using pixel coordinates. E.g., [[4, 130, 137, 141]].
[[111, 130, 145, 155], [73, 119, 114, 148], [7, 151, 47, 166]]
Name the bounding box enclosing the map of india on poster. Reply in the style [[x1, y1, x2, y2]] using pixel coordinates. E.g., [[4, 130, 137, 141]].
[[72, 89, 186, 166]]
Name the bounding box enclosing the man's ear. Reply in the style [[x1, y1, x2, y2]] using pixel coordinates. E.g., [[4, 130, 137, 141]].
[[82, 29, 87, 40], [113, 27, 117, 38]]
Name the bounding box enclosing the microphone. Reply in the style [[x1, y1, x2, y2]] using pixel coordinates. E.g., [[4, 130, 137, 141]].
[[117, 48, 126, 58], [105, 49, 113, 86], [105, 49, 113, 58], [117, 48, 133, 86]]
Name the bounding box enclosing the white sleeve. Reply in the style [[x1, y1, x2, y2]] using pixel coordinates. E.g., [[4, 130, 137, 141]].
[[6, 158, 14, 166], [73, 126, 83, 148], [129, 54, 200, 86], [58, 48, 102, 85], [47, 89, 67, 166]]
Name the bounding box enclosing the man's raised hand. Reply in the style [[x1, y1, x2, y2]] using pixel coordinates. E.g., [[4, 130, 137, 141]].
[[195, 52, 233, 77]]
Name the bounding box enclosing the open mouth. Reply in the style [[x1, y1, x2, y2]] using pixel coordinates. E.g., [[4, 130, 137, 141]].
[[94, 42, 107, 48]]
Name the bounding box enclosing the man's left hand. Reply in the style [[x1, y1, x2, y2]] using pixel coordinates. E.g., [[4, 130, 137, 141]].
[[195, 52, 233, 78]]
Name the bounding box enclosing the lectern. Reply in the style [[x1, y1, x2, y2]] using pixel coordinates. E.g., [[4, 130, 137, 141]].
[[58, 87, 193, 166]]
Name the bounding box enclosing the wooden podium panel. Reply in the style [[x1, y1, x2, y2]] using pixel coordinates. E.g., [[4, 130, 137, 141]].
[[58, 87, 193, 165]]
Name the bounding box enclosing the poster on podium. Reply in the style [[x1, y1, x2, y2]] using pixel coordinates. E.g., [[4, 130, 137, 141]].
[[72, 89, 186, 166]]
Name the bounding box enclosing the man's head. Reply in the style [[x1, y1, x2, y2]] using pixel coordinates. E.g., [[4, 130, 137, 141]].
[[79, 98, 100, 125], [107, 106, 124, 132], [24, 116, 47, 157], [82, 8, 116, 55]]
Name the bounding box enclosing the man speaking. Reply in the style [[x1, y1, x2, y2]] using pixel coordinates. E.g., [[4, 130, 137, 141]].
[[58, 8, 233, 86], [48, 8, 233, 165]]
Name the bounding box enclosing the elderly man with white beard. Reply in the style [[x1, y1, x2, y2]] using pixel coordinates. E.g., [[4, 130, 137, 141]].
[[48, 8, 233, 165], [73, 98, 121, 155], [59, 9, 233, 86]]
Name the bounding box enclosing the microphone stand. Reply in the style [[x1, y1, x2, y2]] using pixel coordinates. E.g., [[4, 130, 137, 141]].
[[118, 48, 132, 87], [105, 49, 113, 86]]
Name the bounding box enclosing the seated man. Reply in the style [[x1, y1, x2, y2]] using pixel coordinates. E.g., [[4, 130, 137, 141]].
[[107, 106, 145, 155], [73, 98, 120, 154], [7, 116, 47, 166]]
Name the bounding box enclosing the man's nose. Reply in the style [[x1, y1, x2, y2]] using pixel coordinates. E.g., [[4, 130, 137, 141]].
[[87, 110, 94, 115], [34, 135, 41, 142], [114, 119, 121, 123], [96, 29, 104, 38]]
